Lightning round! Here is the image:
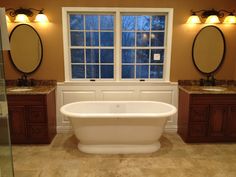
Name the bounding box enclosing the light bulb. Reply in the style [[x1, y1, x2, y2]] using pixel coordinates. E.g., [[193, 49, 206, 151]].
[[14, 14, 30, 23], [205, 15, 220, 24], [186, 15, 201, 24], [35, 13, 49, 23], [223, 15, 236, 24]]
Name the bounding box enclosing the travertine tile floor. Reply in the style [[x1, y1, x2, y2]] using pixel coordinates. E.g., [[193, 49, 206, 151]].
[[12, 133, 236, 177]]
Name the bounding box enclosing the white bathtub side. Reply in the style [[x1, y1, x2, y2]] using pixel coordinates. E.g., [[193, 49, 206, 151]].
[[70, 117, 168, 154]]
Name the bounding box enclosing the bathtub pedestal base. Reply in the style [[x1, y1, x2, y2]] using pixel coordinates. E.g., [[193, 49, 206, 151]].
[[78, 141, 161, 154]]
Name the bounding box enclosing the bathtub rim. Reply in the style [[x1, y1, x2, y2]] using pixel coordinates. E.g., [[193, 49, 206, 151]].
[[60, 101, 177, 118]]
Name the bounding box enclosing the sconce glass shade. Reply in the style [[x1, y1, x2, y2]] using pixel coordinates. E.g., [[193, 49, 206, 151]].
[[5, 15, 10, 23], [223, 15, 236, 24], [34, 13, 49, 23], [187, 15, 201, 24], [14, 14, 30, 23], [205, 15, 220, 24]]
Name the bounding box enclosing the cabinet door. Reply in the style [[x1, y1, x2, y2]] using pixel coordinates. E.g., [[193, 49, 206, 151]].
[[189, 123, 208, 137], [208, 105, 228, 137], [190, 105, 209, 122], [28, 125, 48, 142], [28, 106, 46, 123], [226, 105, 236, 138], [8, 106, 27, 143]]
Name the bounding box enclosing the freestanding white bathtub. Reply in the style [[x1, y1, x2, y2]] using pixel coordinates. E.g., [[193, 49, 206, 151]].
[[60, 101, 177, 154]]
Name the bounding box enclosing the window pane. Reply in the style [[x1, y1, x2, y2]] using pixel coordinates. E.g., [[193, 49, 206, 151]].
[[70, 14, 84, 30], [150, 65, 163, 78], [72, 65, 85, 78], [86, 32, 99, 46], [137, 16, 150, 31], [68, 12, 167, 81], [136, 49, 149, 63], [101, 49, 113, 63], [136, 32, 150, 46], [136, 65, 149, 78], [151, 49, 164, 63], [101, 65, 114, 78], [152, 16, 165, 30], [101, 32, 114, 46], [85, 15, 98, 30], [100, 15, 114, 30], [122, 16, 135, 31], [122, 32, 135, 46], [86, 65, 99, 78], [71, 49, 84, 63], [151, 32, 164, 46], [122, 65, 134, 78], [122, 49, 135, 63], [71, 32, 84, 46], [86, 49, 99, 63]]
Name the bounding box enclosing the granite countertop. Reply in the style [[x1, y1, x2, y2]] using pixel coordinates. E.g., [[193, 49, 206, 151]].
[[6, 80, 57, 95], [179, 85, 236, 94], [6, 86, 56, 95]]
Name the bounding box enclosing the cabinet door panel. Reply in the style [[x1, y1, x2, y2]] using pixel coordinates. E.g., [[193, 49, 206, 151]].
[[190, 105, 209, 122], [8, 106, 27, 142], [28, 125, 48, 139], [226, 105, 236, 137], [208, 105, 227, 137], [189, 123, 208, 137], [28, 106, 46, 123]]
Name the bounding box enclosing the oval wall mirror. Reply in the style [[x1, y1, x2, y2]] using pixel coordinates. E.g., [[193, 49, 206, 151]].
[[9, 24, 43, 74], [192, 25, 225, 75]]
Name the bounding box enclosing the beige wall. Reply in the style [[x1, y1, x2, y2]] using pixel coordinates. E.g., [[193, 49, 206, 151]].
[[1, 0, 236, 82]]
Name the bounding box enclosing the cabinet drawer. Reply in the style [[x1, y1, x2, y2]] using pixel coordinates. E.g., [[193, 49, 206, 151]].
[[190, 105, 209, 122], [28, 106, 46, 123], [7, 95, 45, 105], [189, 123, 208, 137], [191, 95, 236, 105]]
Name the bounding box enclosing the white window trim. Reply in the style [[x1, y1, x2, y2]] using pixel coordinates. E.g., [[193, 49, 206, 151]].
[[62, 7, 173, 83]]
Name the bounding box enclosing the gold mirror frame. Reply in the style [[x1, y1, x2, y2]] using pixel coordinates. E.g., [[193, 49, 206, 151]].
[[192, 25, 225, 75]]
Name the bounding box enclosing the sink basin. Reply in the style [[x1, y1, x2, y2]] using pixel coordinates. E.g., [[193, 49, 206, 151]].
[[9, 88, 33, 92], [201, 86, 227, 92]]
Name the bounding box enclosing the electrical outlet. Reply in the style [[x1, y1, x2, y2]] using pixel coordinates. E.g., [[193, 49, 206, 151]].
[[153, 54, 161, 61]]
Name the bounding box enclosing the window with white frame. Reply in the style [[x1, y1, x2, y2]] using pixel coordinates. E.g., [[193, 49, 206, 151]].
[[62, 8, 173, 82]]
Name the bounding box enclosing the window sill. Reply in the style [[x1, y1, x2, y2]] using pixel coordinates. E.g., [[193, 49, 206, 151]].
[[58, 80, 177, 86]]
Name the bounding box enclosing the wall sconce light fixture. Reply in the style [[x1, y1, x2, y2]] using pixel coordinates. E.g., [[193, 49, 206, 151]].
[[187, 9, 236, 24], [6, 7, 49, 23]]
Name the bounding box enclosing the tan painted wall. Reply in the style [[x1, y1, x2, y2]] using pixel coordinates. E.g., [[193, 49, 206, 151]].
[[1, 0, 236, 82]]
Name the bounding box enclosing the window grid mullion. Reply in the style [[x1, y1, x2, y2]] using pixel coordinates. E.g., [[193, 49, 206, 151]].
[[83, 15, 87, 79], [122, 46, 165, 49], [134, 16, 137, 79], [98, 15, 101, 79], [148, 15, 152, 79]]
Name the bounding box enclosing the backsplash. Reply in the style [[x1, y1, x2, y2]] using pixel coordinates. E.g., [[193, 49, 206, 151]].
[[178, 80, 236, 86], [6, 79, 57, 86]]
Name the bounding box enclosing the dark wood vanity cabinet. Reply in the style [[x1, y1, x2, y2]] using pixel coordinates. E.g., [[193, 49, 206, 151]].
[[7, 90, 56, 144], [178, 89, 236, 143]]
